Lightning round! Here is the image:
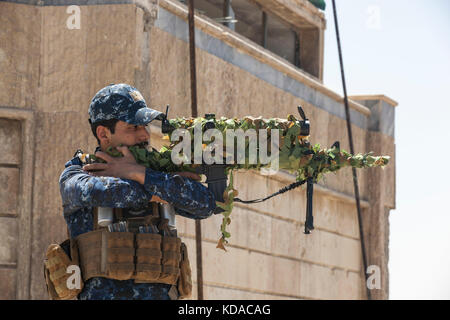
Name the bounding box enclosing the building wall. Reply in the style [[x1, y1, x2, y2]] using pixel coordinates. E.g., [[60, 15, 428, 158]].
[[0, 0, 396, 299]]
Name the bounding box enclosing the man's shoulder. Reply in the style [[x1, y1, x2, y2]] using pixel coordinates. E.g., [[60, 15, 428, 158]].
[[59, 149, 87, 184]]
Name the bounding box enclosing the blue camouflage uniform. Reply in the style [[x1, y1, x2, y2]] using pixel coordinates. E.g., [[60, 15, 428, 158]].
[[58, 84, 216, 300]]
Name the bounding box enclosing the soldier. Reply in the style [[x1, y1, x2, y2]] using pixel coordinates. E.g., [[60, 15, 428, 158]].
[[58, 83, 216, 300]]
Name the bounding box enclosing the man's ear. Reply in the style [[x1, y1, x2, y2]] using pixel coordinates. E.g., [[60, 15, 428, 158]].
[[96, 125, 111, 145]]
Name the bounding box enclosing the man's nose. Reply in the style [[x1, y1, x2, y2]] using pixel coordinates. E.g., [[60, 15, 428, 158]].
[[138, 126, 150, 142]]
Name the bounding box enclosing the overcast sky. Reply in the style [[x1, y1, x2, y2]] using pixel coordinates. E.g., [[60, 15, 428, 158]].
[[322, 0, 450, 299]]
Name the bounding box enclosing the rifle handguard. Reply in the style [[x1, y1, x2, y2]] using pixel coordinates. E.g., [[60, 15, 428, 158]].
[[194, 164, 228, 214]]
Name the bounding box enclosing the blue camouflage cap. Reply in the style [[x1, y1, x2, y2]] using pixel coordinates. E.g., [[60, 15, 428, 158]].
[[88, 83, 164, 125]]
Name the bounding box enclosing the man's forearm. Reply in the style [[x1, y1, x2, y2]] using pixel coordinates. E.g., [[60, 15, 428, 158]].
[[61, 163, 214, 216], [129, 164, 147, 185], [60, 165, 153, 212], [142, 168, 216, 217]]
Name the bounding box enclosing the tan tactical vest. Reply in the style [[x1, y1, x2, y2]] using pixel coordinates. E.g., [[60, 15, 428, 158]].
[[44, 204, 192, 300]]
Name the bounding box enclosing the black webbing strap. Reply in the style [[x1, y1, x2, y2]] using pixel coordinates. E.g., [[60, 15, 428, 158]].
[[234, 177, 315, 234], [233, 179, 307, 204], [304, 178, 314, 234]]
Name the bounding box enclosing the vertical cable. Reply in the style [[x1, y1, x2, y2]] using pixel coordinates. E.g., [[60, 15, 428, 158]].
[[331, 0, 371, 300], [223, 0, 232, 29], [188, 0, 204, 300], [188, 0, 198, 119], [262, 11, 268, 48]]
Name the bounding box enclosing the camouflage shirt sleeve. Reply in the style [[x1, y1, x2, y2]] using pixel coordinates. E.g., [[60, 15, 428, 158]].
[[59, 157, 216, 219], [59, 163, 152, 215], [143, 169, 216, 219]]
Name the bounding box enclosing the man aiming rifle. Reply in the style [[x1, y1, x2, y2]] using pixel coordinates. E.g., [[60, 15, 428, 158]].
[[48, 83, 216, 300]]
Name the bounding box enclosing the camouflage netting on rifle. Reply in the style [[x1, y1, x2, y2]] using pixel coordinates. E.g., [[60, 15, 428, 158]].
[[88, 114, 389, 249]]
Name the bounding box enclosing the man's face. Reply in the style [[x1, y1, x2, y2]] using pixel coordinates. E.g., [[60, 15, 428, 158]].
[[101, 120, 150, 150]]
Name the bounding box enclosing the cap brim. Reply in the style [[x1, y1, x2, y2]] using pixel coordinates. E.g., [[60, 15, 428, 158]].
[[132, 107, 165, 125]]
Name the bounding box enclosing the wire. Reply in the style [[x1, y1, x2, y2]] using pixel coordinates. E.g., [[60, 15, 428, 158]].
[[187, 0, 204, 301], [331, 0, 372, 300]]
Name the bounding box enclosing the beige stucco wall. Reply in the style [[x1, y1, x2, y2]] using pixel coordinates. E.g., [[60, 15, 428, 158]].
[[0, 1, 396, 300]]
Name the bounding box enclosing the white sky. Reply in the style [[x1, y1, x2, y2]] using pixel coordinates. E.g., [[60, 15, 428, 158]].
[[322, 0, 450, 299]]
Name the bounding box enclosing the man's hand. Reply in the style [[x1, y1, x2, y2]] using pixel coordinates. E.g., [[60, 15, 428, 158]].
[[83, 146, 146, 184], [83, 146, 201, 203], [173, 171, 202, 181], [148, 172, 199, 204], [150, 195, 168, 204]]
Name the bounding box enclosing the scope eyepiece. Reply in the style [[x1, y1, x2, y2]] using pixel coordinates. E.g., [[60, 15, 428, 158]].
[[297, 106, 310, 136], [204, 113, 216, 131], [161, 105, 175, 134], [299, 119, 310, 136]]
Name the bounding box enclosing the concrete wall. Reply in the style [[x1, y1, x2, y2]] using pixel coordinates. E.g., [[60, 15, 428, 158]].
[[0, 0, 396, 299]]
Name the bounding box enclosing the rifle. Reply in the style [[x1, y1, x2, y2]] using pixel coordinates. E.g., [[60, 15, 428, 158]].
[[85, 106, 389, 248], [157, 106, 372, 236]]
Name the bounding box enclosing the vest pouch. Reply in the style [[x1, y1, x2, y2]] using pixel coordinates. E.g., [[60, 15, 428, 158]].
[[76, 230, 103, 280], [158, 236, 181, 285], [105, 231, 135, 280], [134, 233, 162, 283], [76, 230, 134, 281], [177, 242, 192, 299], [43, 239, 83, 300]]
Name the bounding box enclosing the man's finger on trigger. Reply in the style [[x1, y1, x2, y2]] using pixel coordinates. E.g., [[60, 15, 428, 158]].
[[183, 172, 201, 181], [151, 195, 168, 204]]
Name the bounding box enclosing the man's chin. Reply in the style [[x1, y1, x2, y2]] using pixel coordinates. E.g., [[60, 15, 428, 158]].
[[133, 142, 149, 150], [108, 142, 149, 150]]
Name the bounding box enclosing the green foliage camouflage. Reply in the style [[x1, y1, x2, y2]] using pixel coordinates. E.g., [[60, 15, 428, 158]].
[[87, 114, 389, 250]]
